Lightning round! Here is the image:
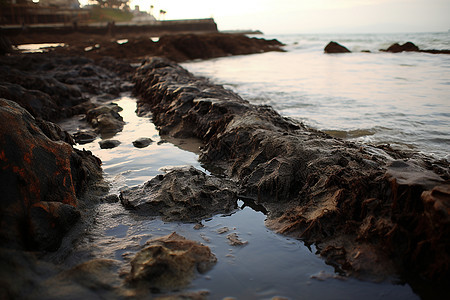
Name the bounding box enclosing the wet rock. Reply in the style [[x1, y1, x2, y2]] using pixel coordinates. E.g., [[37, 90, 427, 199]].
[[381, 41, 450, 54], [43, 259, 122, 299], [0, 55, 88, 121], [99, 139, 121, 149], [384, 42, 419, 53], [0, 33, 12, 55], [155, 33, 285, 62], [217, 227, 230, 234], [132, 137, 153, 148], [132, 57, 450, 282], [73, 129, 97, 144], [29, 202, 81, 251], [42, 32, 285, 63], [226, 233, 248, 246], [127, 232, 217, 289], [0, 53, 132, 124], [101, 194, 120, 203], [87, 104, 124, 137], [154, 290, 210, 300], [36, 118, 75, 145], [0, 98, 102, 250], [120, 166, 238, 222], [324, 41, 351, 53]]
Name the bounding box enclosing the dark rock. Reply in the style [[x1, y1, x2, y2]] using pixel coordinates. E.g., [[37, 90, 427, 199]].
[[127, 232, 217, 289], [36, 118, 75, 145], [28, 202, 80, 251], [383, 42, 420, 53], [132, 137, 153, 148], [324, 41, 351, 53], [155, 33, 285, 62], [0, 33, 12, 55], [101, 194, 119, 203], [420, 49, 450, 54], [99, 139, 121, 149], [132, 57, 450, 282], [42, 258, 122, 299], [0, 53, 132, 122], [120, 166, 238, 222], [0, 98, 102, 251], [87, 104, 124, 137], [73, 129, 97, 144]]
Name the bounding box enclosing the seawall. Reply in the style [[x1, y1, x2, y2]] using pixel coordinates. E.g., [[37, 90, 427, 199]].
[[1, 18, 218, 36]]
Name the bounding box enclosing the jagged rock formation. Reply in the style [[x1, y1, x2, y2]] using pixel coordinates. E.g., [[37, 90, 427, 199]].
[[132, 57, 449, 282], [0, 99, 102, 251], [120, 166, 238, 222]]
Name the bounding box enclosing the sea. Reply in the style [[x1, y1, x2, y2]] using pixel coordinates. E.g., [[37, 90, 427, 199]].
[[182, 32, 450, 161], [59, 32, 449, 299]]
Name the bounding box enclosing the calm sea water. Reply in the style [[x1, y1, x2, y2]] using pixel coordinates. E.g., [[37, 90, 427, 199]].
[[182, 32, 450, 160]]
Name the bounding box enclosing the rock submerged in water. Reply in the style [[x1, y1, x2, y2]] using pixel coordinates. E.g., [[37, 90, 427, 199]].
[[99, 139, 121, 149], [127, 232, 217, 290], [132, 137, 153, 148], [120, 166, 238, 222], [87, 104, 124, 138], [73, 129, 97, 144], [324, 41, 351, 53]]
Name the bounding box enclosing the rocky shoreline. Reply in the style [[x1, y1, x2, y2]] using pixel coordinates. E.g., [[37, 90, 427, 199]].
[[132, 57, 449, 284], [0, 32, 449, 298], [0, 33, 286, 299]]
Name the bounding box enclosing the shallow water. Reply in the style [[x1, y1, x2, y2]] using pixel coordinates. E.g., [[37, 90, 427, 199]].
[[61, 95, 419, 299], [182, 32, 450, 160], [15, 43, 66, 53]]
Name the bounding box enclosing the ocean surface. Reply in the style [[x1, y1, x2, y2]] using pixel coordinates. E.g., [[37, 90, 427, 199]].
[[182, 32, 450, 160]]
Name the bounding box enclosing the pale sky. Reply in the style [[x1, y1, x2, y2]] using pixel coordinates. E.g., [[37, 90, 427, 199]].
[[84, 0, 450, 34]]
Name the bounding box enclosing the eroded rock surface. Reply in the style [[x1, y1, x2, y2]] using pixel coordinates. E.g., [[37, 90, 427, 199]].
[[132, 57, 450, 283], [0, 53, 132, 122], [0, 99, 102, 251], [87, 104, 125, 137], [127, 232, 217, 290], [120, 166, 238, 222]]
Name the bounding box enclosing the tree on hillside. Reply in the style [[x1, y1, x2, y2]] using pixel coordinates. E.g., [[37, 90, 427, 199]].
[[159, 9, 166, 20], [94, 0, 129, 9]]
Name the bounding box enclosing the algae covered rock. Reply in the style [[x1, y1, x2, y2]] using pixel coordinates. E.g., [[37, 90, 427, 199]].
[[127, 232, 217, 290], [0, 98, 102, 251]]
